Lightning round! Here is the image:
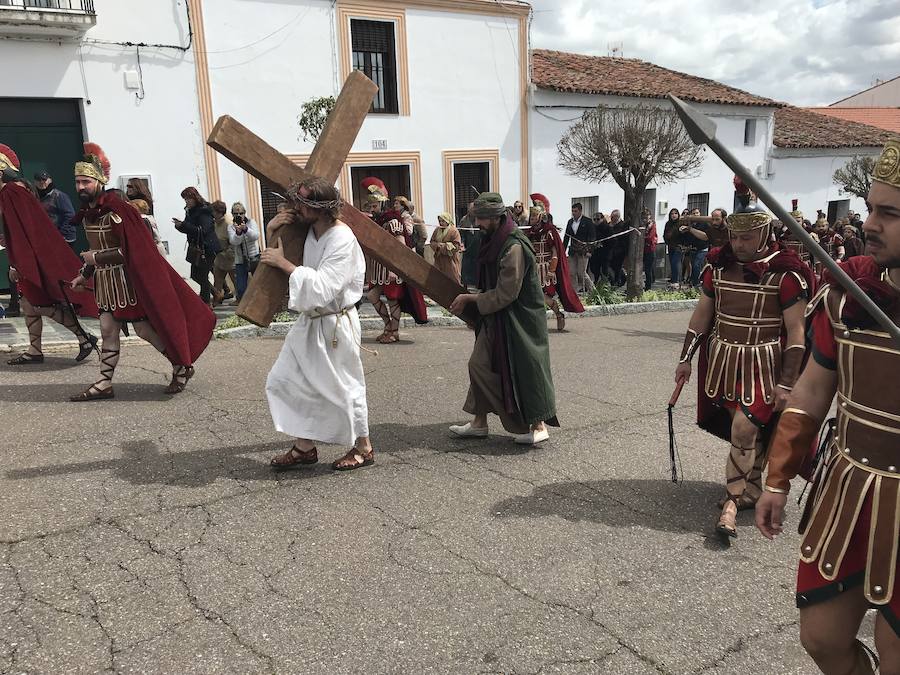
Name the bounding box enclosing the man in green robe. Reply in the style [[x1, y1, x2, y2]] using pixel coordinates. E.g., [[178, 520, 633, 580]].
[[449, 192, 559, 445]]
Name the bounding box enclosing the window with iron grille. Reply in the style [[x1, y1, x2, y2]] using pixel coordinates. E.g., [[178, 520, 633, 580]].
[[453, 162, 490, 222], [351, 19, 399, 115], [687, 192, 709, 215], [259, 179, 285, 246]]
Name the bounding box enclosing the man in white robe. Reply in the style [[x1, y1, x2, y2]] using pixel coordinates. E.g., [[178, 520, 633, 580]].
[[260, 177, 373, 471]]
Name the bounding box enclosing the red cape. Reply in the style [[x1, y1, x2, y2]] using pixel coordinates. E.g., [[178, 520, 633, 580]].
[[696, 243, 817, 443], [539, 223, 584, 313], [0, 182, 97, 317], [76, 193, 215, 365]]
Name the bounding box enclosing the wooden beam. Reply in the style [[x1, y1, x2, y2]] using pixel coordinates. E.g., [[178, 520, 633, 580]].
[[207, 72, 378, 327], [208, 115, 477, 327]]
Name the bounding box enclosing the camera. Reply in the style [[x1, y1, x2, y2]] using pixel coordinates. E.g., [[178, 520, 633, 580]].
[[234, 215, 245, 225]]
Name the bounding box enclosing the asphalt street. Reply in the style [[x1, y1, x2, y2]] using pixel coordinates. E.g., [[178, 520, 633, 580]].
[[0, 311, 858, 673]]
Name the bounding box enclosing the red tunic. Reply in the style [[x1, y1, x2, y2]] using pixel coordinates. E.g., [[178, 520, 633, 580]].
[[74, 193, 215, 365], [0, 182, 97, 317]]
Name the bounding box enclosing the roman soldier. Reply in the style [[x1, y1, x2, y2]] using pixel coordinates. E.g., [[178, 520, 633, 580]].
[[360, 176, 387, 218], [525, 195, 583, 331], [756, 138, 900, 674], [0, 143, 98, 364], [813, 212, 845, 274], [674, 176, 815, 538], [361, 177, 427, 343], [69, 143, 216, 400], [778, 199, 813, 268]]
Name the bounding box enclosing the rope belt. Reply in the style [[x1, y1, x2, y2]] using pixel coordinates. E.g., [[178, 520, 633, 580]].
[[306, 306, 378, 355]]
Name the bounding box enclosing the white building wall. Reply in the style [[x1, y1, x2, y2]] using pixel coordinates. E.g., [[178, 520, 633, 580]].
[[769, 148, 879, 219], [832, 77, 900, 107], [0, 0, 203, 276], [203, 0, 525, 227], [529, 89, 774, 223]]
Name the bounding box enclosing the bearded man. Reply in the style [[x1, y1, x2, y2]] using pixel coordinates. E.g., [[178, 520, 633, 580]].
[[69, 143, 215, 400], [675, 177, 814, 538]]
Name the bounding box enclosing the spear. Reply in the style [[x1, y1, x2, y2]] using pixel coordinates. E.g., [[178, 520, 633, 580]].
[[668, 94, 900, 348]]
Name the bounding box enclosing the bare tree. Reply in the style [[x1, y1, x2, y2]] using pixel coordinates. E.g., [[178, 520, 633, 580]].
[[558, 104, 704, 299], [833, 154, 876, 200]]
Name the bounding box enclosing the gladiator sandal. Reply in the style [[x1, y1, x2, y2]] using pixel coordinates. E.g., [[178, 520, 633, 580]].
[[717, 444, 767, 510], [716, 495, 739, 539], [48, 305, 97, 362], [70, 348, 118, 401], [7, 315, 45, 364], [370, 295, 390, 342], [377, 301, 401, 344], [716, 444, 756, 538], [164, 365, 195, 394]]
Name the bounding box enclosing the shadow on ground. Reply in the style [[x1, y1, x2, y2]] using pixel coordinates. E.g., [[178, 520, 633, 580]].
[[0, 383, 171, 403], [0, 357, 85, 373], [491, 478, 757, 539], [5, 422, 557, 487]]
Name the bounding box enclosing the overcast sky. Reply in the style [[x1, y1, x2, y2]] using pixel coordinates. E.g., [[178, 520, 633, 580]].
[[527, 0, 900, 107]]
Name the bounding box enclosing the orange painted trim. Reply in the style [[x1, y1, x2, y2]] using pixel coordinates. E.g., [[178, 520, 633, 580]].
[[187, 0, 220, 201], [337, 3, 410, 116], [284, 151, 423, 216], [243, 171, 263, 247], [518, 13, 529, 205], [442, 149, 501, 213]]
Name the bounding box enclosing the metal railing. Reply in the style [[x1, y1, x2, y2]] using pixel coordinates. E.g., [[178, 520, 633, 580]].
[[0, 0, 95, 12]]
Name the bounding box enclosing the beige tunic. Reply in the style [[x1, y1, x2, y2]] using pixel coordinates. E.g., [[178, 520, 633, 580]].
[[429, 224, 462, 283], [463, 243, 529, 434]]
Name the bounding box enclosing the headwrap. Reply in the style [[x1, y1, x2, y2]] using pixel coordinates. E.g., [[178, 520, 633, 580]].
[[437, 212, 455, 227], [873, 137, 900, 190], [473, 192, 507, 218], [74, 142, 110, 185], [0, 143, 20, 173]]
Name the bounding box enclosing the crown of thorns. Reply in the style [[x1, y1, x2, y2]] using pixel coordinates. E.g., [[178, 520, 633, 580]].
[[286, 181, 343, 210]]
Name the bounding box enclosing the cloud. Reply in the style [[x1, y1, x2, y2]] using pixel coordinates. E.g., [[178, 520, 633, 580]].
[[528, 0, 900, 106]]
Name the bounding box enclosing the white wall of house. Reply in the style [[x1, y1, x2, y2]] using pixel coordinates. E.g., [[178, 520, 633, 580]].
[[832, 77, 900, 107], [769, 148, 878, 219], [0, 0, 203, 276], [203, 0, 526, 229], [529, 89, 775, 224]]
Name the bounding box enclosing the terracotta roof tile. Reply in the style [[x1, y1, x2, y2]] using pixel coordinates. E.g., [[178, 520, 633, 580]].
[[773, 107, 893, 148], [803, 107, 900, 135], [531, 49, 778, 108]]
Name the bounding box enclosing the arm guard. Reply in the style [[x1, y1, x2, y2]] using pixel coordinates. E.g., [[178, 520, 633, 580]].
[[678, 329, 704, 364], [765, 409, 818, 492], [777, 344, 806, 390], [94, 248, 125, 266], [79, 264, 95, 279], [549, 255, 558, 273]]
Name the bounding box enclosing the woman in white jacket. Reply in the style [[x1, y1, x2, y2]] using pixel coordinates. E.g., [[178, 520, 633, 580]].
[[227, 201, 260, 301]]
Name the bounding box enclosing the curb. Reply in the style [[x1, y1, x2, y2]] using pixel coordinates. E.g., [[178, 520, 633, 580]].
[[214, 299, 698, 340]]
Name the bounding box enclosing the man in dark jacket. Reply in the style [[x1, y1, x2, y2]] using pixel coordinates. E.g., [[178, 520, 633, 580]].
[[34, 171, 76, 246], [563, 202, 596, 293]]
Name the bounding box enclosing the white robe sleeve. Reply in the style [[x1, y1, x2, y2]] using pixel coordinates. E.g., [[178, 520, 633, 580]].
[[287, 233, 358, 313]]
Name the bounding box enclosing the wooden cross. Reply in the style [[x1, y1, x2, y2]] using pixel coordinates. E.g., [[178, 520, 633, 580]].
[[207, 71, 476, 327]]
